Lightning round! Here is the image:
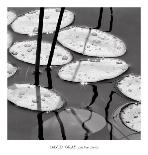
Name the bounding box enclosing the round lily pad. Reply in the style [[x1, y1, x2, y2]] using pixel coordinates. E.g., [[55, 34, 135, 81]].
[[117, 74, 141, 101], [58, 26, 126, 57], [11, 8, 74, 36], [7, 63, 17, 78], [7, 10, 17, 25], [9, 40, 73, 65], [58, 58, 129, 83], [110, 102, 141, 140], [7, 84, 65, 112]]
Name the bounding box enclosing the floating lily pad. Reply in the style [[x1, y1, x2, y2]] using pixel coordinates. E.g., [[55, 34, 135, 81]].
[[32, 108, 106, 140], [117, 74, 141, 101], [7, 31, 13, 48], [58, 26, 90, 53], [58, 58, 128, 83], [58, 26, 126, 57], [9, 40, 73, 65], [7, 63, 17, 78], [120, 102, 141, 132], [11, 8, 74, 36], [110, 102, 141, 140], [7, 84, 65, 112], [7, 11, 17, 25]]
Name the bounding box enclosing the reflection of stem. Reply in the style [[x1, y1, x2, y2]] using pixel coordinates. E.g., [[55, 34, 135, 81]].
[[35, 86, 44, 140], [55, 111, 66, 140], [95, 7, 103, 29], [105, 91, 116, 140], [70, 109, 91, 140], [106, 7, 113, 32], [86, 84, 98, 108], [83, 84, 98, 139], [37, 112, 44, 140], [82, 110, 93, 140]]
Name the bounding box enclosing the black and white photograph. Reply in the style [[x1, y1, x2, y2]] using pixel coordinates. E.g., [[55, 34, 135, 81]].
[[1, 0, 148, 154], [7, 7, 141, 140]]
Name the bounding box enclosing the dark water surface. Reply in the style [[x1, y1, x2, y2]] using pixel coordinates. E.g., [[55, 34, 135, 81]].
[[7, 7, 140, 140]]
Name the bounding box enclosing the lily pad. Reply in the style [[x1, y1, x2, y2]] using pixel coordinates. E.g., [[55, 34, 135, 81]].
[[117, 74, 141, 101], [7, 63, 17, 78], [110, 102, 141, 140], [11, 8, 74, 36], [7, 84, 65, 112], [9, 40, 73, 65], [58, 26, 126, 57], [7, 10, 17, 25], [58, 58, 129, 83]]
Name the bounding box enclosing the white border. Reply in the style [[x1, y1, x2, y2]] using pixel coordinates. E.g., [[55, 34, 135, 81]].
[[1, 0, 148, 155]]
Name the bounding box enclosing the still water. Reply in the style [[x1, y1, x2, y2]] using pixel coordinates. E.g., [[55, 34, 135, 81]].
[[8, 7, 140, 140]]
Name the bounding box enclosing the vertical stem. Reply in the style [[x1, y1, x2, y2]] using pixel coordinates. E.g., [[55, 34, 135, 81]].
[[46, 7, 65, 89], [34, 7, 44, 140], [47, 7, 65, 68], [34, 7, 44, 86]]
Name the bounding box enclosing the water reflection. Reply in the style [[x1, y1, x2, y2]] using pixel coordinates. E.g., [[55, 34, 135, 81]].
[[46, 67, 53, 89], [121, 132, 141, 140], [70, 108, 92, 140], [35, 108, 106, 140], [95, 7, 103, 29], [105, 91, 116, 140], [54, 111, 66, 140], [106, 8, 113, 32], [95, 7, 113, 32], [86, 84, 98, 108], [35, 86, 44, 140], [37, 112, 44, 140], [8, 7, 140, 140]]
